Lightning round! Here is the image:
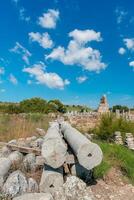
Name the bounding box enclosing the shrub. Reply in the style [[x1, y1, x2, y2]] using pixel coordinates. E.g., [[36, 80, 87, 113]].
[[93, 113, 134, 141]]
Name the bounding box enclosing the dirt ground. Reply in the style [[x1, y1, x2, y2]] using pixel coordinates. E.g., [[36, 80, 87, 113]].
[[90, 168, 134, 200]]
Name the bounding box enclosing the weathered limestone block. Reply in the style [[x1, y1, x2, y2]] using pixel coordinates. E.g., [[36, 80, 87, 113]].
[[3, 170, 28, 198], [1, 146, 11, 157], [41, 122, 67, 168], [125, 133, 134, 150], [27, 178, 38, 193], [114, 131, 123, 145], [0, 157, 11, 177], [53, 187, 67, 200], [13, 193, 54, 200], [23, 153, 37, 172], [39, 167, 64, 195], [36, 155, 45, 166], [8, 151, 23, 166]]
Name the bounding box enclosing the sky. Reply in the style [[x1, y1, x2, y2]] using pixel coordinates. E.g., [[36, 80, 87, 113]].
[[0, 0, 134, 108]]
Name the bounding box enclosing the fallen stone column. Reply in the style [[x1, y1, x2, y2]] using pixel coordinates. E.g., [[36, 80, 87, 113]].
[[41, 122, 67, 168], [61, 122, 103, 170]]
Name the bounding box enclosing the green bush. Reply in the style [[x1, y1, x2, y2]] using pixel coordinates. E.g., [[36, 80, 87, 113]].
[[93, 113, 134, 141]]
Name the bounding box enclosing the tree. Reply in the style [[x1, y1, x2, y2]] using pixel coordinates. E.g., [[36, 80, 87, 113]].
[[112, 105, 129, 113], [48, 99, 66, 113], [20, 97, 47, 113]]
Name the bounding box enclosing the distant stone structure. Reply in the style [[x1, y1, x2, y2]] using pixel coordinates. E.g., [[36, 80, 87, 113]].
[[98, 95, 109, 114]]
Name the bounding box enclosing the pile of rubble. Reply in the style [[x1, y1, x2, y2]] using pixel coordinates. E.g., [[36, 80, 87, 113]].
[[0, 121, 103, 200], [114, 131, 134, 150]]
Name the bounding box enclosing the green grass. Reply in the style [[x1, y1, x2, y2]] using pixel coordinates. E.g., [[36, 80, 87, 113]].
[[94, 141, 134, 184]]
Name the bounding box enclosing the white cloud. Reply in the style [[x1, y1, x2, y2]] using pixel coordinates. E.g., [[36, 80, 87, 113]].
[[19, 7, 31, 22], [9, 74, 18, 85], [0, 67, 5, 75], [129, 61, 134, 69], [118, 47, 126, 55], [115, 8, 127, 24], [38, 9, 59, 29], [23, 62, 70, 89], [46, 29, 106, 72], [124, 38, 134, 51], [69, 29, 102, 44], [76, 76, 88, 83], [10, 42, 31, 64], [29, 32, 53, 49]]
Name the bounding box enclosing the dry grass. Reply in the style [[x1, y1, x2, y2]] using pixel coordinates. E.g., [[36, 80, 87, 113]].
[[0, 113, 54, 142]]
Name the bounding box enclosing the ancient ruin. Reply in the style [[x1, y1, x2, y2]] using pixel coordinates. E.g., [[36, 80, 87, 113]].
[[0, 120, 103, 199], [97, 95, 109, 114]]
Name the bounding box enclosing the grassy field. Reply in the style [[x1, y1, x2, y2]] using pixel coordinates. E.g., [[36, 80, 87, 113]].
[[0, 113, 54, 142], [94, 141, 134, 184]]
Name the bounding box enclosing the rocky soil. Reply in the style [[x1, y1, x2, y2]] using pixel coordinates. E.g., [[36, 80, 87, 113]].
[[91, 168, 134, 200]]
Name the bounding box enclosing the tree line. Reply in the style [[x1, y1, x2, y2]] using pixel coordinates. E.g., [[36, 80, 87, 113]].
[[0, 98, 66, 114]]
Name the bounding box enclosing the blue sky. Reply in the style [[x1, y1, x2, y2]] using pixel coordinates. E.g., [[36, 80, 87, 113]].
[[0, 0, 134, 108]]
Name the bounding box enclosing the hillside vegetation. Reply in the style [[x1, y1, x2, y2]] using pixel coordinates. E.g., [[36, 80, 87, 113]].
[[0, 97, 91, 114], [94, 141, 134, 184]]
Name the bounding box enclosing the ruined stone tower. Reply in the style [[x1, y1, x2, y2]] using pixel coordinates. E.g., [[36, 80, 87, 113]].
[[97, 95, 109, 114]]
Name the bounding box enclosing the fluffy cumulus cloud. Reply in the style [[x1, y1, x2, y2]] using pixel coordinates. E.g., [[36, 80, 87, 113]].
[[129, 61, 134, 69], [38, 9, 59, 29], [76, 76, 88, 83], [10, 42, 31, 64], [46, 29, 106, 72], [69, 29, 102, 44], [23, 62, 70, 89], [118, 47, 126, 55], [9, 74, 18, 85], [29, 32, 53, 49], [123, 38, 134, 51]]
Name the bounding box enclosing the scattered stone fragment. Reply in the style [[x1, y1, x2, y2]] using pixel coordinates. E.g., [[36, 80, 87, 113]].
[[53, 187, 67, 200], [114, 131, 123, 145], [27, 178, 38, 193], [23, 153, 37, 172], [0, 157, 11, 177], [1, 146, 11, 157], [8, 139, 17, 145], [8, 151, 23, 166], [3, 170, 28, 198], [30, 138, 44, 149], [125, 133, 134, 150], [36, 155, 45, 166], [63, 176, 94, 200], [36, 128, 46, 136]]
